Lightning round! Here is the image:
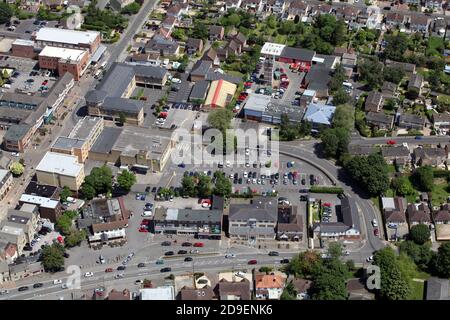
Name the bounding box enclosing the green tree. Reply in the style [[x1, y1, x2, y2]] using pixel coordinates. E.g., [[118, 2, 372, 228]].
[[82, 165, 113, 199], [373, 247, 411, 300], [311, 266, 347, 300], [399, 241, 435, 271], [0, 2, 13, 24], [332, 88, 351, 106], [411, 165, 434, 192], [286, 251, 322, 278], [181, 175, 196, 197], [280, 281, 297, 300], [41, 243, 65, 272], [329, 64, 346, 92], [213, 171, 232, 198], [279, 113, 298, 141], [10, 161, 24, 176], [59, 186, 72, 203], [384, 33, 410, 62], [432, 242, 450, 278], [118, 112, 126, 125], [191, 22, 208, 40], [333, 104, 354, 131], [117, 169, 136, 192], [391, 176, 415, 196], [383, 66, 405, 84], [81, 183, 96, 200], [406, 87, 420, 100], [320, 128, 350, 160], [409, 224, 431, 245], [121, 2, 140, 14], [56, 214, 73, 235], [358, 58, 384, 89], [207, 108, 233, 133], [65, 229, 86, 247], [327, 242, 343, 260], [197, 174, 212, 198]]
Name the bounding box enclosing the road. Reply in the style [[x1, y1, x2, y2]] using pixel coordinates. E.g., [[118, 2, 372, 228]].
[[350, 135, 450, 146]]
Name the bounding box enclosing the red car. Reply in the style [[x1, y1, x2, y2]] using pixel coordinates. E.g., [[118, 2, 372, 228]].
[[238, 95, 247, 101], [105, 268, 113, 273], [248, 259, 257, 265], [141, 219, 149, 225], [387, 140, 396, 145], [193, 242, 204, 247], [323, 203, 331, 207], [244, 81, 252, 87], [373, 228, 379, 236], [42, 80, 48, 86]]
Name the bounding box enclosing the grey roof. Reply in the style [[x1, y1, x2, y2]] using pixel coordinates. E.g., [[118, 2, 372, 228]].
[[69, 116, 103, 140], [52, 136, 85, 150], [90, 126, 122, 154], [43, 72, 74, 109], [4, 124, 32, 142], [341, 197, 360, 231], [145, 37, 179, 55], [348, 144, 375, 156], [281, 47, 315, 61], [366, 91, 383, 105], [426, 278, 450, 300], [229, 226, 275, 236], [408, 74, 423, 89], [189, 80, 210, 101], [304, 66, 331, 90], [0, 107, 31, 122], [0, 92, 45, 108], [176, 209, 222, 223], [208, 25, 224, 35], [168, 80, 192, 104], [318, 222, 352, 233], [365, 112, 393, 125], [85, 90, 108, 104], [205, 72, 242, 84], [381, 146, 410, 158], [102, 97, 145, 115], [186, 38, 203, 49], [399, 113, 425, 125], [229, 197, 278, 222], [190, 60, 212, 77]]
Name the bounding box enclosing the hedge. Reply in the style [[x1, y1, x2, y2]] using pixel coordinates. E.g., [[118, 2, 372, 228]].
[[309, 186, 344, 194]]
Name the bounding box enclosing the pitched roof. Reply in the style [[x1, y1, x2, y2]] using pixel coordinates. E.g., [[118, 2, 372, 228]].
[[366, 112, 393, 125], [426, 278, 450, 300], [91, 220, 128, 233], [229, 197, 278, 221], [255, 274, 285, 289], [407, 203, 431, 223], [291, 278, 312, 293], [180, 286, 215, 300], [303, 103, 336, 125], [280, 46, 315, 62], [217, 278, 251, 300]]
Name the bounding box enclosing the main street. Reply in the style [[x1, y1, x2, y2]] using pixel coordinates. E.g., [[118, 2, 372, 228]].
[[350, 135, 450, 146]]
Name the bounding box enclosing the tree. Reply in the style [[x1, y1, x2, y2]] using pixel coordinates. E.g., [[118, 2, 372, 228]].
[[56, 214, 73, 235], [327, 242, 343, 260], [384, 33, 409, 62], [81, 165, 113, 199], [279, 113, 299, 141], [406, 87, 420, 100], [207, 109, 233, 133], [432, 242, 450, 278], [333, 104, 354, 131], [10, 161, 24, 176], [391, 176, 415, 196], [59, 186, 71, 203], [181, 175, 196, 197], [286, 251, 322, 278], [311, 267, 347, 300], [332, 88, 351, 106], [118, 112, 126, 126], [213, 172, 232, 198], [81, 183, 96, 200], [344, 153, 390, 195], [320, 128, 350, 160], [280, 281, 297, 300], [0, 2, 13, 25], [117, 170, 136, 192], [383, 66, 405, 84], [121, 2, 140, 15], [329, 64, 346, 92], [41, 243, 65, 273], [399, 241, 435, 271], [373, 247, 411, 300], [197, 174, 212, 198], [409, 224, 431, 245], [65, 229, 86, 247], [358, 58, 384, 89], [191, 22, 208, 40], [411, 165, 434, 192]]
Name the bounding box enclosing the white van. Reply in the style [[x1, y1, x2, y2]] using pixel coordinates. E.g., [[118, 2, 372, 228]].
[[2, 84, 11, 89], [342, 81, 353, 89]]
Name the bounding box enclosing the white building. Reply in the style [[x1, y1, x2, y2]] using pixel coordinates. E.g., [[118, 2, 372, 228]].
[[140, 286, 175, 300]]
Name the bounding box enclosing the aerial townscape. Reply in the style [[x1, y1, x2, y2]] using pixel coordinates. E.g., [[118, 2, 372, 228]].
[[0, 0, 449, 303]]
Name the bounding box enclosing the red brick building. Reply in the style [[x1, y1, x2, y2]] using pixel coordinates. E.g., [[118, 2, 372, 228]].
[[38, 46, 89, 80]]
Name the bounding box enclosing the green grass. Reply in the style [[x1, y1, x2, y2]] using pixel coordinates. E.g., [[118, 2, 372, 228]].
[[371, 197, 380, 210], [408, 281, 425, 300], [387, 165, 397, 174], [431, 180, 449, 207], [426, 36, 445, 57]]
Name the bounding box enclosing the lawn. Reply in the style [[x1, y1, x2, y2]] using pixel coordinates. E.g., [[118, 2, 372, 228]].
[[387, 165, 397, 174], [408, 280, 425, 300], [431, 179, 449, 207], [426, 36, 445, 57]]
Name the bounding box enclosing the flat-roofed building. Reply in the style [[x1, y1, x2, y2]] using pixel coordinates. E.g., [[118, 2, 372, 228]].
[[2, 123, 34, 152], [19, 194, 62, 222], [11, 39, 37, 59], [7, 208, 39, 243], [0, 169, 13, 201], [34, 27, 101, 53], [35, 152, 85, 191], [39, 46, 90, 80], [0, 222, 26, 255]]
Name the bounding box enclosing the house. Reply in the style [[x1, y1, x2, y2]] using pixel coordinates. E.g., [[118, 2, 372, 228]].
[[161, 15, 177, 31], [365, 91, 384, 113], [341, 52, 358, 71], [233, 32, 247, 49], [409, 15, 430, 33], [180, 286, 215, 300], [433, 204, 450, 224], [166, 3, 189, 18], [291, 278, 312, 300], [397, 113, 425, 130], [287, 1, 309, 20], [408, 74, 424, 95], [381, 81, 398, 99], [0, 218, 27, 255], [277, 205, 303, 241], [265, 0, 286, 15], [407, 203, 432, 227], [140, 286, 175, 300], [107, 289, 132, 300], [224, 0, 242, 11], [365, 112, 394, 130], [335, 7, 360, 24], [185, 38, 204, 56], [348, 144, 375, 156], [381, 146, 411, 166], [6, 208, 39, 244], [255, 273, 286, 300], [303, 103, 336, 129], [385, 12, 407, 28], [425, 278, 450, 300], [201, 48, 221, 66], [313, 197, 361, 240], [0, 169, 13, 201], [425, 0, 444, 10], [19, 194, 62, 223], [385, 60, 416, 76], [0, 260, 10, 283], [145, 37, 180, 57], [241, 0, 263, 13], [432, 112, 450, 130], [412, 146, 447, 167], [8, 260, 44, 281], [228, 197, 278, 241], [216, 278, 251, 300], [208, 25, 225, 41], [382, 197, 408, 241]]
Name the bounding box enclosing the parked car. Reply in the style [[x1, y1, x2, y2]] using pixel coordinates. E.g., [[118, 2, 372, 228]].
[[137, 263, 146, 268], [225, 253, 236, 258], [114, 274, 124, 279], [373, 228, 379, 236], [33, 283, 43, 288], [84, 272, 94, 278], [280, 258, 290, 264], [268, 251, 279, 256], [117, 266, 126, 271], [53, 279, 62, 285], [177, 250, 187, 255], [366, 255, 374, 262], [164, 251, 174, 256], [371, 219, 378, 227], [193, 242, 204, 247], [18, 286, 29, 292], [156, 259, 164, 265], [181, 242, 192, 247], [161, 241, 171, 246]]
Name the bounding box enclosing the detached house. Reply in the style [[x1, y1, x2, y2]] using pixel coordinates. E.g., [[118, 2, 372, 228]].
[[255, 274, 286, 300], [413, 146, 447, 167], [381, 146, 411, 167], [407, 203, 432, 227], [265, 0, 286, 15], [408, 74, 424, 95], [208, 25, 225, 41], [434, 204, 450, 224], [409, 16, 430, 33], [185, 38, 204, 55], [432, 112, 450, 130], [381, 81, 398, 99], [365, 91, 384, 113], [382, 197, 408, 241], [385, 12, 407, 29], [241, 0, 264, 13], [287, 1, 309, 20], [397, 113, 425, 130]]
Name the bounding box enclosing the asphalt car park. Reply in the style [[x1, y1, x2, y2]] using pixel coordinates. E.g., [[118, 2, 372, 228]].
[[1, 19, 59, 38]]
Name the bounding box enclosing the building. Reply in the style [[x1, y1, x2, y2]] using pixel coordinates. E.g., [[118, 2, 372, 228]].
[[107, 288, 132, 300], [145, 37, 180, 57], [408, 73, 424, 95], [278, 46, 315, 71], [180, 286, 215, 300], [255, 273, 286, 300], [397, 113, 425, 130], [110, 0, 134, 10], [86, 63, 168, 125], [291, 278, 312, 300], [89, 220, 128, 246], [365, 112, 394, 130], [2, 123, 34, 152], [35, 152, 85, 191], [11, 39, 37, 59], [385, 60, 416, 76], [303, 103, 336, 129], [228, 197, 278, 241], [365, 91, 384, 113], [382, 197, 408, 241], [407, 203, 432, 227], [19, 194, 62, 222], [216, 278, 251, 300], [208, 25, 225, 41], [140, 286, 175, 300], [34, 27, 101, 54], [313, 197, 361, 240], [190, 60, 213, 82], [38, 46, 89, 80], [0, 169, 13, 201], [51, 116, 104, 163], [6, 208, 39, 244], [152, 207, 222, 239], [413, 146, 447, 167], [0, 223, 27, 255], [185, 38, 204, 56], [277, 205, 303, 241], [189, 80, 210, 103], [432, 112, 450, 130], [204, 79, 237, 109], [381, 146, 411, 166]]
